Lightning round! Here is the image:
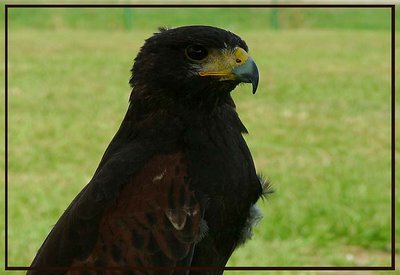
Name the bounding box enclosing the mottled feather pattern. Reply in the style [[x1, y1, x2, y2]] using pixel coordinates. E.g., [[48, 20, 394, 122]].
[[69, 153, 204, 272]]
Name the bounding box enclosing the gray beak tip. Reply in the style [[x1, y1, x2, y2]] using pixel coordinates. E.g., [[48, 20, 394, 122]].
[[252, 75, 259, 94]]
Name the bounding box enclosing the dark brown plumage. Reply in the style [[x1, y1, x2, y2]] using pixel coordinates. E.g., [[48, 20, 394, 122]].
[[28, 25, 268, 275]]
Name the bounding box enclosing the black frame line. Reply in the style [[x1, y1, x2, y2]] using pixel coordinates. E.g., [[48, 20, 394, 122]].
[[2, 4, 396, 8], [390, 4, 396, 271], [4, 3, 8, 272], [4, 3, 396, 272]]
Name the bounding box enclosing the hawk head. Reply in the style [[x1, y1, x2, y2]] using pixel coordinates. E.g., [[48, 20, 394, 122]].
[[129, 25, 259, 112]]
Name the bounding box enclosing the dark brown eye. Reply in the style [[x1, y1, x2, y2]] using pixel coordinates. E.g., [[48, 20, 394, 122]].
[[185, 45, 208, 61]]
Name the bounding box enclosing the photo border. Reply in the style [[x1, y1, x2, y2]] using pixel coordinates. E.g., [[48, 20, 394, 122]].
[[4, 3, 396, 272]]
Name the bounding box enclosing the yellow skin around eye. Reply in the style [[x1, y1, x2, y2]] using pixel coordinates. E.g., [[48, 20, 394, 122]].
[[198, 47, 250, 80]]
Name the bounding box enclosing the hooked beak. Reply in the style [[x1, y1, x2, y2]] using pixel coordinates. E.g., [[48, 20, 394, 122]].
[[231, 56, 259, 94]]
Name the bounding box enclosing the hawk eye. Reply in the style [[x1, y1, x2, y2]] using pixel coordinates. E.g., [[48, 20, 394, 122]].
[[185, 45, 208, 61]]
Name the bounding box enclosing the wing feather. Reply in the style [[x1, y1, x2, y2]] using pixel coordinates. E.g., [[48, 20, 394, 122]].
[[29, 150, 204, 275], [68, 152, 204, 273]]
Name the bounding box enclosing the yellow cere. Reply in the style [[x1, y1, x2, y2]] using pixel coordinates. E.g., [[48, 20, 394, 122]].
[[199, 47, 249, 80], [233, 47, 249, 65]]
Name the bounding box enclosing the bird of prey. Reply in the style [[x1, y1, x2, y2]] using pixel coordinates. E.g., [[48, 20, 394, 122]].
[[29, 25, 269, 274]]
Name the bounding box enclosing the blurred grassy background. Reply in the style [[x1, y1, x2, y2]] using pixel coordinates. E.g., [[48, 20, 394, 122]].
[[3, 6, 399, 273], [5, 7, 393, 31]]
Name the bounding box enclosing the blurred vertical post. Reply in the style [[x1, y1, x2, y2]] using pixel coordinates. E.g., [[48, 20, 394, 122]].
[[271, 2, 279, 30], [123, 8, 133, 30]]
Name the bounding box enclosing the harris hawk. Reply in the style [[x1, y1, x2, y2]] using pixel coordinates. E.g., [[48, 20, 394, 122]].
[[29, 25, 270, 274]]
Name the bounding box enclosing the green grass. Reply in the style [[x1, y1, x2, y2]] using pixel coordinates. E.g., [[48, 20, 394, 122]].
[[4, 9, 397, 273], [4, 7, 393, 31]]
